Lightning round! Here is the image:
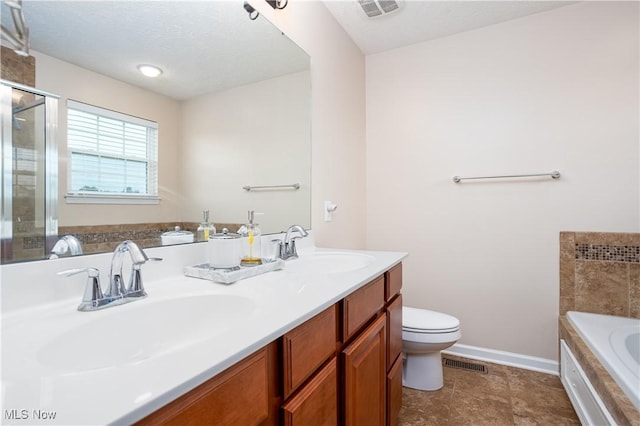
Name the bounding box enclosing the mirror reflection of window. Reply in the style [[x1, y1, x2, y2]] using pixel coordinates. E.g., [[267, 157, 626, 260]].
[[66, 100, 158, 202]]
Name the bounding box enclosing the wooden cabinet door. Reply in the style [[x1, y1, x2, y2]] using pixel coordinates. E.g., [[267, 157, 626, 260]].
[[282, 358, 338, 426], [342, 314, 387, 426], [387, 354, 403, 426]]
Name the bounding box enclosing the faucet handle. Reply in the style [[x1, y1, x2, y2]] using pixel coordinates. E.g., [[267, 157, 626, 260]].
[[58, 267, 109, 311], [287, 239, 301, 260], [126, 255, 162, 298], [126, 264, 147, 298], [58, 267, 98, 278], [269, 239, 285, 260]]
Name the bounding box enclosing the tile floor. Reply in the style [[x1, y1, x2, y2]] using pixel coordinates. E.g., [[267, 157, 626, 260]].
[[398, 355, 580, 425]]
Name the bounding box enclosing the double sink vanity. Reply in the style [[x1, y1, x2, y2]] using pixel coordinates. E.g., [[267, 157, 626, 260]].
[[1, 233, 406, 425]]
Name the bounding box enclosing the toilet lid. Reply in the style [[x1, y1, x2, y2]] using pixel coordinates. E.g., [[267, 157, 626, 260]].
[[403, 306, 460, 333]]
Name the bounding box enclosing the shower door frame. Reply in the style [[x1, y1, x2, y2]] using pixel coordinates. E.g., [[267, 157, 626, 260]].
[[1, 79, 59, 261]]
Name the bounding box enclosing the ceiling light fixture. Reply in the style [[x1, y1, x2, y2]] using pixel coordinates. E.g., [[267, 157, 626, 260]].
[[137, 64, 163, 78]]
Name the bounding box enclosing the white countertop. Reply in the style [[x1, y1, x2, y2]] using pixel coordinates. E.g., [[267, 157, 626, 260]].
[[1, 237, 406, 425]]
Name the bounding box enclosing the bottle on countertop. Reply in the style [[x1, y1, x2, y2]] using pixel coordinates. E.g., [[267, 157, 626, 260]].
[[197, 210, 216, 242], [239, 210, 262, 266]]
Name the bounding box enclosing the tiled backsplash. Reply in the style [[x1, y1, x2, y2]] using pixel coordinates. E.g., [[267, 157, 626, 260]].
[[58, 222, 242, 255], [560, 232, 640, 318], [1, 45, 35, 86]]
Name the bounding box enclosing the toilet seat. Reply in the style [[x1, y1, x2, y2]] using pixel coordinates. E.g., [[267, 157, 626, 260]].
[[404, 326, 459, 334], [403, 306, 460, 333], [403, 328, 461, 344]]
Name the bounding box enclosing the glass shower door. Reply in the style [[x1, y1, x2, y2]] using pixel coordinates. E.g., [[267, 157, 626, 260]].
[[1, 80, 58, 263]]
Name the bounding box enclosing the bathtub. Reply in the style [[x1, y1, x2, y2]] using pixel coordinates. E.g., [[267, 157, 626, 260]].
[[566, 311, 640, 410]]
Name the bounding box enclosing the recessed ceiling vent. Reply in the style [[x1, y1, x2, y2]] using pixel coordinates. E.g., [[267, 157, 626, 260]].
[[358, 0, 401, 18]]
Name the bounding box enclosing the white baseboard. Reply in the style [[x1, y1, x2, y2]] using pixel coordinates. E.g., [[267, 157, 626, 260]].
[[442, 343, 559, 376]]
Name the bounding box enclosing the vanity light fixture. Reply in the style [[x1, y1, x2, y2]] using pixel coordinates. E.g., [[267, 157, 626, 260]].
[[243, 2, 259, 20], [137, 64, 163, 78], [266, 0, 287, 10]]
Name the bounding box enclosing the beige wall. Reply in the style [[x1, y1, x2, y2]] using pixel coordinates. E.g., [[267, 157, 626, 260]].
[[365, 2, 639, 361], [34, 51, 182, 226], [179, 71, 311, 233], [253, 1, 367, 249]]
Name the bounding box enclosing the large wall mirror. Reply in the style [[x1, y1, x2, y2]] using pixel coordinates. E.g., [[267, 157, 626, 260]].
[[1, 1, 311, 263]]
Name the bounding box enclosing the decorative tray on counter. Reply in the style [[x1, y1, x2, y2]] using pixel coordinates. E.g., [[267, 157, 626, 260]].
[[183, 259, 285, 284]]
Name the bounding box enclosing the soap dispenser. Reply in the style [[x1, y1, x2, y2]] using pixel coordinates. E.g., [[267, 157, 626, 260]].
[[239, 210, 262, 266], [197, 210, 216, 242]]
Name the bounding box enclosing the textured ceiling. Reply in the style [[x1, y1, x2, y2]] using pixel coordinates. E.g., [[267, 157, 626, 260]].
[[3, 1, 578, 100], [323, 0, 576, 55], [2, 1, 310, 100]]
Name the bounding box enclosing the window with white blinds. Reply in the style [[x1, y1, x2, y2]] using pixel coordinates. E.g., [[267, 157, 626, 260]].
[[66, 100, 158, 203]]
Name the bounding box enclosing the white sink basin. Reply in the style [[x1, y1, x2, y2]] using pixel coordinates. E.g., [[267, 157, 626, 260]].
[[285, 251, 375, 274], [36, 294, 255, 373]]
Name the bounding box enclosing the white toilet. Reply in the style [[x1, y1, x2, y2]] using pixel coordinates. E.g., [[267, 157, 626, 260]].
[[402, 306, 461, 391]]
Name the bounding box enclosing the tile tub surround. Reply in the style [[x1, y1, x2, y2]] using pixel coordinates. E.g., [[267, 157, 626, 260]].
[[559, 316, 640, 426], [559, 231, 640, 426], [560, 232, 640, 317]]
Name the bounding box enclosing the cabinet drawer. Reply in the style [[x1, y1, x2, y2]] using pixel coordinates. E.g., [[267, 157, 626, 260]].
[[385, 263, 402, 302], [137, 347, 270, 426], [386, 294, 403, 370], [282, 357, 338, 426], [343, 276, 385, 342], [283, 305, 337, 398]]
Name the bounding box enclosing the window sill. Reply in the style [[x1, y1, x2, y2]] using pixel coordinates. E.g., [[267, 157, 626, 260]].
[[64, 193, 160, 205]]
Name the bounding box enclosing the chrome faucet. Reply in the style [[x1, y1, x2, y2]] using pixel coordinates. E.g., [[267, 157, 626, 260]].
[[58, 240, 160, 311], [107, 240, 156, 300], [49, 235, 83, 259], [275, 225, 309, 260]]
